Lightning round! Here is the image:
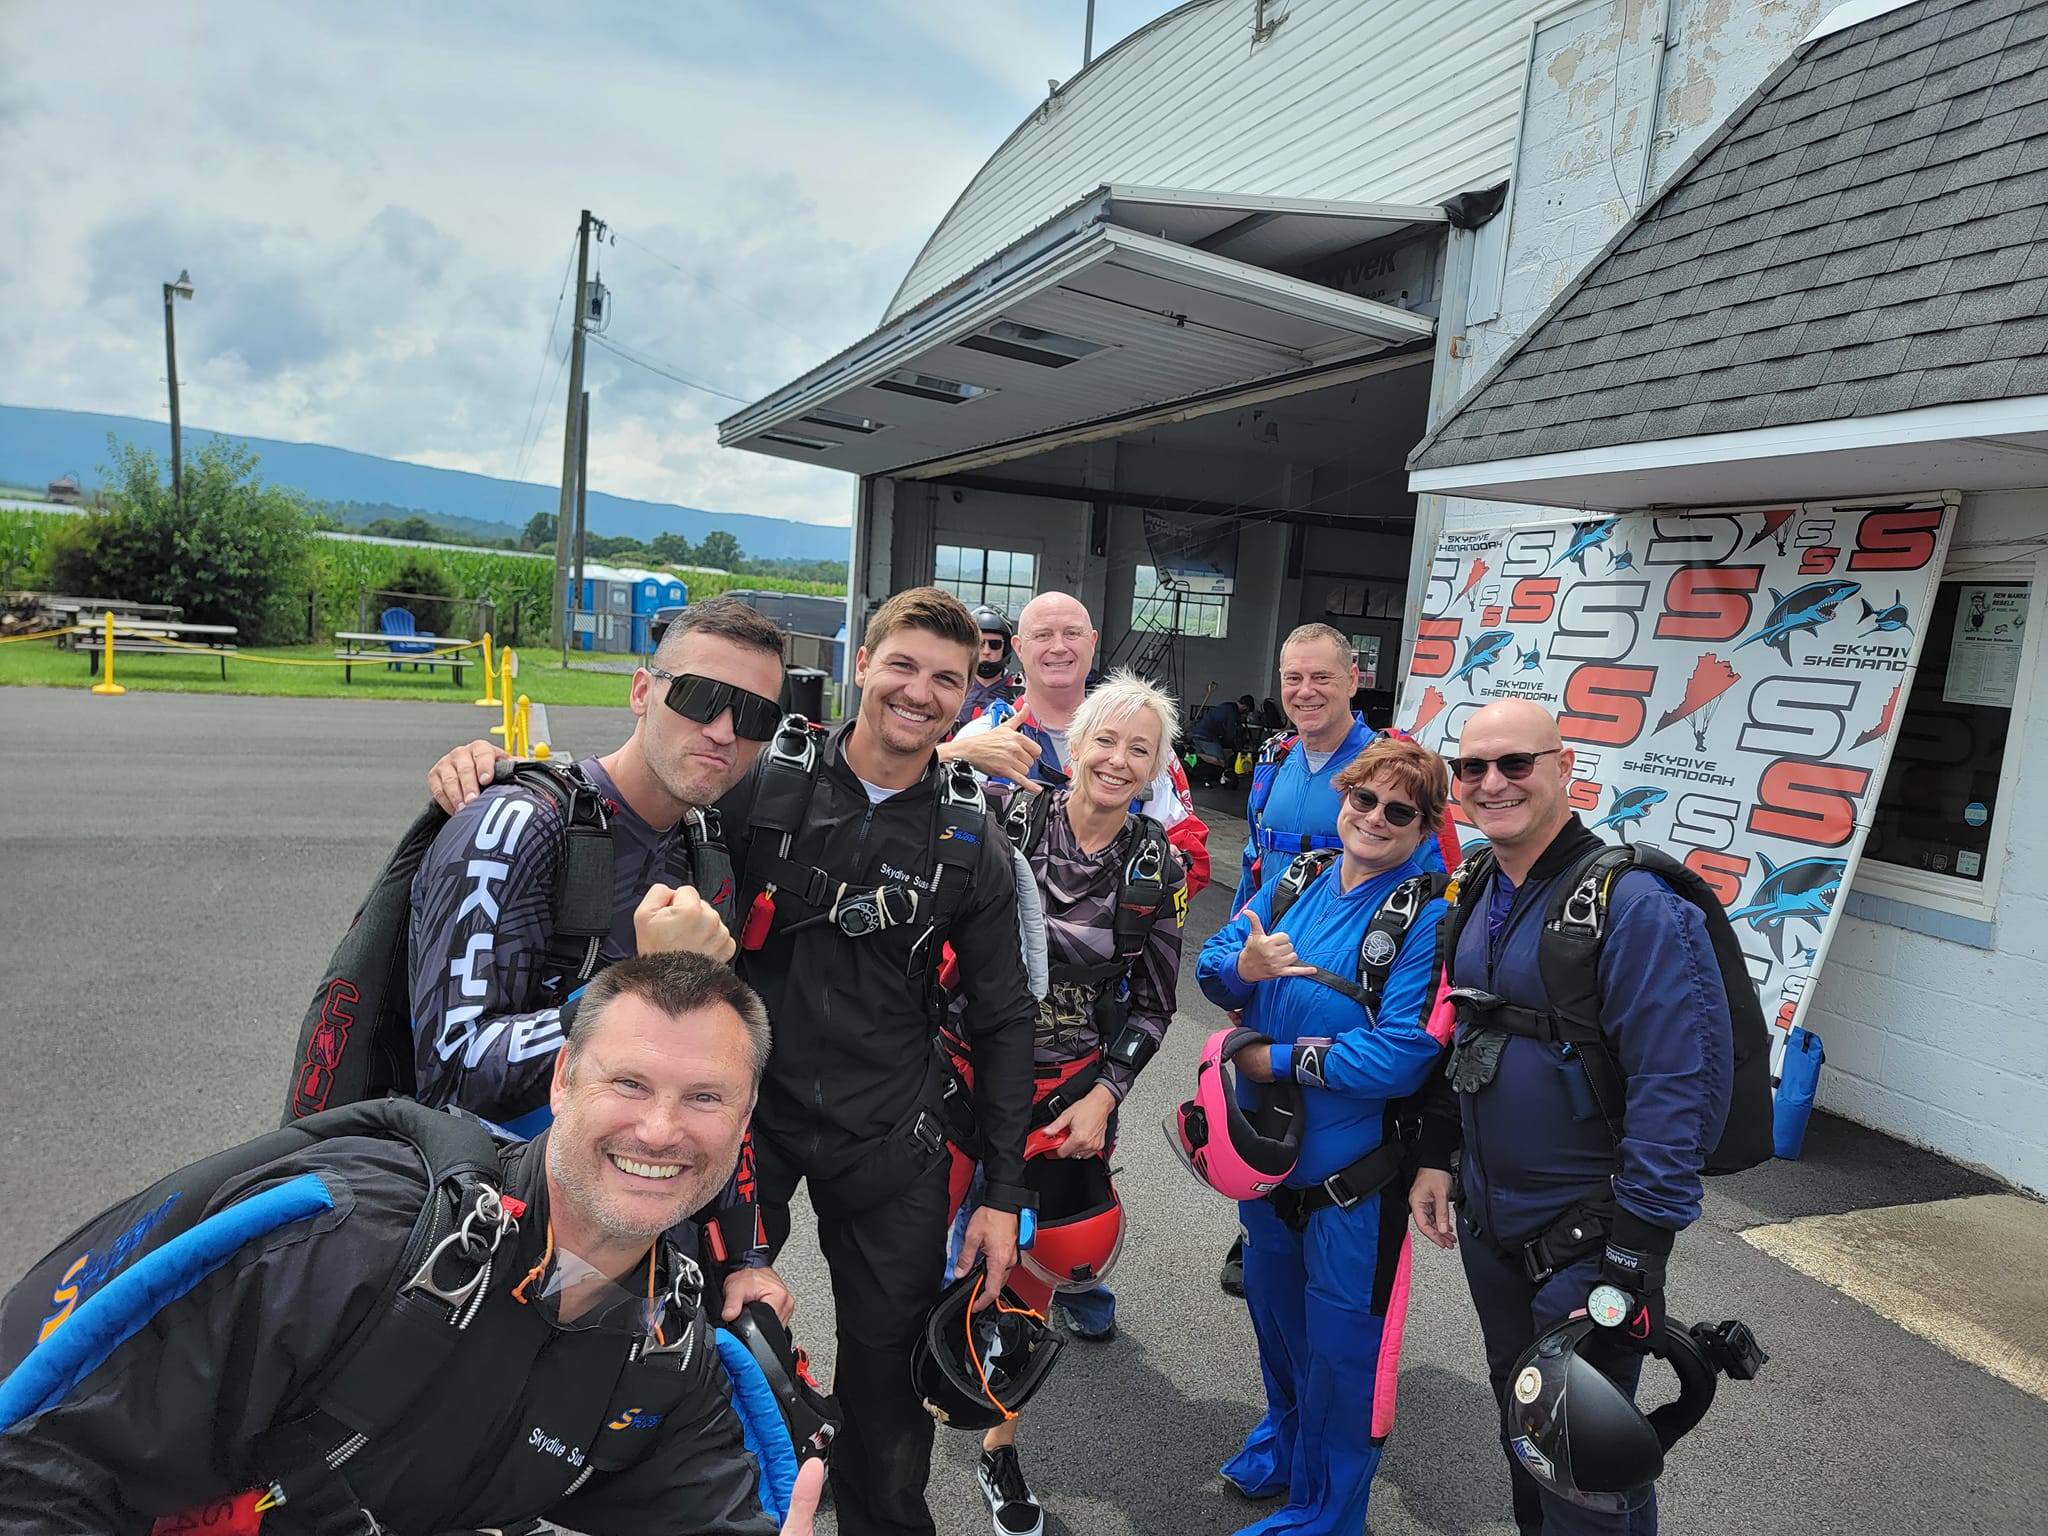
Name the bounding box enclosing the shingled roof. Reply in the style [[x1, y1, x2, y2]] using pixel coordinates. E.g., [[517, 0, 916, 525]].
[[1410, 0, 2048, 474]]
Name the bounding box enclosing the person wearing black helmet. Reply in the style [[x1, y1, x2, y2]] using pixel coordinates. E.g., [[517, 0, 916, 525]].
[[959, 603, 1017, 726]]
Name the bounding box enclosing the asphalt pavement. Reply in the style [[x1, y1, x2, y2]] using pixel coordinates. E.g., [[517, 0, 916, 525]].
[[3, 688, 2046, 1535]]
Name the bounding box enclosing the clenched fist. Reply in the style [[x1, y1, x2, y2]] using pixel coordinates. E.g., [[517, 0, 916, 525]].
[[634, 883, 737, 964]]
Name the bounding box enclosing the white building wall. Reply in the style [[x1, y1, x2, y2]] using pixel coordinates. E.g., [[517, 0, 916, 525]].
[[1801, 489, 2048, 1197], [891, 0, 1562, 321], [1464, 0, 1833, 378]]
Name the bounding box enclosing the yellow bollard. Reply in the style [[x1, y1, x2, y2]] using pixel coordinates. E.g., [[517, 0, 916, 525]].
[[473, 632, 498, 707], [514, 694, 532, 758], [90, 612, 125, 696], [533, 740, 552, 760], [490, 647, 517, 740]]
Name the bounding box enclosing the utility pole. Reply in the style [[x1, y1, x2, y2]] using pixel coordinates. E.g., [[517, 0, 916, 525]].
[[1083, 0, 1096, 67], [553, 211, 597, 647], [574, 390, 590, 657], [163, 270, 194, 504]]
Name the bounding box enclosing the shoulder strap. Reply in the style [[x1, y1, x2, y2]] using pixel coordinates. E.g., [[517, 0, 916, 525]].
[[1434, 845, 1499, 980], [683, 806, 739, 935], [1110, 813, 1179, 961], [1533, 843, 1640, 1138], [1002, 783, 1055, 860], [1352, 871, 1449, 1014], [510, 761, 614, 1004], [1245, 733, 1297, 826], [1269, 847, 1338, 927]]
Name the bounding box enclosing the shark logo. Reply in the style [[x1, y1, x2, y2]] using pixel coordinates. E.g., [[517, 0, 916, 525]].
[[1449, 629, 1515, 691], [1548, 519, 1616, 574], [1858, 590, 1912, 636], [1610, 545, 1637, 572], [1590, 786, 1668, 843], [1516, 645, 1543, 673], [1726, 853, 1845, 959], [1736, 580, 1861, 665]]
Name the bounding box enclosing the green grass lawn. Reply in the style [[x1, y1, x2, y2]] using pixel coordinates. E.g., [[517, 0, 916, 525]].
[[0, 636, 639, 706]]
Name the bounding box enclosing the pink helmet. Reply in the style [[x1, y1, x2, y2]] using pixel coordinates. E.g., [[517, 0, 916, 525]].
[[1164, 1027, 1304, 1200]]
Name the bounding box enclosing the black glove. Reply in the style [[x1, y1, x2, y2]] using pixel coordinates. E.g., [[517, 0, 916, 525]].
[[1593, 1210, 1674, 1355]]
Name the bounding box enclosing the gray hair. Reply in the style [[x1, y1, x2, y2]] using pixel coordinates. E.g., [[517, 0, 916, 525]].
[[1281, 623, 1356, 669], [1069, 669, 1180, 758], [565, 952, 771, 1086]]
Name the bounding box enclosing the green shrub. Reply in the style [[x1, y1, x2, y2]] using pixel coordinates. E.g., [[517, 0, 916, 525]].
[[40, 437, 315, 644], [378, 553, 457, 634]]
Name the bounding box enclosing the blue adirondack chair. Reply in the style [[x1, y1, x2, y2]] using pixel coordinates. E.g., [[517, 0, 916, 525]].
[[378, 606, 436, 671]]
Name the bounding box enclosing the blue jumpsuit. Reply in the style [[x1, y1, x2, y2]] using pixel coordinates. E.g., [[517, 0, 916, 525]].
[[1197, 858, 1447, 1536], [1235, 717, 1447, 911], [1447, 818, 1732, 1536]]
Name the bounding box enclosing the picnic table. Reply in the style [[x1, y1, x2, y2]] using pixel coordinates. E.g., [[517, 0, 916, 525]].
[[79, 619, 239, 680], [333, 631, 470, 687], [44, 597, 186, 642]]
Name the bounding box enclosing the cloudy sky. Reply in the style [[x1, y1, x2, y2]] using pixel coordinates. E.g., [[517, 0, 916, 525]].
[[0, 1, 1184, 525]]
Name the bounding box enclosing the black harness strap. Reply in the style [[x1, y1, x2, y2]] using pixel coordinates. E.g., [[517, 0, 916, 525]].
[[1265, 1140, 1409, 1233], [1268, 853, 1445, 1018]]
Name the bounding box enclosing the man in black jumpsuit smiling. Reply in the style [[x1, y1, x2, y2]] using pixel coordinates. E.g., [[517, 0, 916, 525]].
[[720, 586, 1037, 1536]]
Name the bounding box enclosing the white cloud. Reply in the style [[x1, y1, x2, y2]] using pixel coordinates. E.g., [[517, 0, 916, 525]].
[[0, 0, 1182, 530]]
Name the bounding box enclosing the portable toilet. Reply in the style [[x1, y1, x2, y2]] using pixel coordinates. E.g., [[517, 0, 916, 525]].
[[661, 576, 687, 607], [628, 575, 663, 653]]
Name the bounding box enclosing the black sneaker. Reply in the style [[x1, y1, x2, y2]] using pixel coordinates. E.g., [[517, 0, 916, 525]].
[[978, 1445, 1043, 1536], [1220, 1233, 1246, 1298]]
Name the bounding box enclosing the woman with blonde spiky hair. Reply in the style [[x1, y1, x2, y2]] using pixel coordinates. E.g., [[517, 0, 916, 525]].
[[939, 669, 1190, 1536]]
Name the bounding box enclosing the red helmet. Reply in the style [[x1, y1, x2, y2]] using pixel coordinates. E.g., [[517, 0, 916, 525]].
[[1164, 1026, 1304, 1200], [1015, 1127, 1124, 1306]]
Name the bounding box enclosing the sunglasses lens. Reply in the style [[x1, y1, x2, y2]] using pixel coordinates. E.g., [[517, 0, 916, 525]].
[[665, 675, 782, 741], [1452, 752, 1541, 782], [1348, 789, 1418, 826]]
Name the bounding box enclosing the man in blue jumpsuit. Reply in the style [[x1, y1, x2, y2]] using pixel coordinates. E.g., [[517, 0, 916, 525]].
[[1236, 624, 1451, 909], [1222, 623, 1450, 1294], [1408, 699, 1732, 1536], [1195, 737, 1452, 1535]]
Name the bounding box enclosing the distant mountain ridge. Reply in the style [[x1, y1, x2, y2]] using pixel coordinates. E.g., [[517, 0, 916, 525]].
[[0, 405, 850, 563]]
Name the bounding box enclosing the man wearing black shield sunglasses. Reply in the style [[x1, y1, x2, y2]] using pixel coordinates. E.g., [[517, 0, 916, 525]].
[[413, 595, 800, 1330]]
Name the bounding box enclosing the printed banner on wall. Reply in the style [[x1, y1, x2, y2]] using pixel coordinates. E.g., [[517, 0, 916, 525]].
[[1395, 496, 1957, 1042]]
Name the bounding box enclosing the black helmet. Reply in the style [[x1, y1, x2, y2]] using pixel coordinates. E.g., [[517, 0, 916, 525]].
[[970, 604, 1014, 680], [909, 1261, 1064, 1431], [1506, 1312, 1767, 1512], [724, 1301, 841, 1463]]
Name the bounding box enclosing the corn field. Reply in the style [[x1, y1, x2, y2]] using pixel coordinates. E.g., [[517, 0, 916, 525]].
[[4, 508, 842, 642]]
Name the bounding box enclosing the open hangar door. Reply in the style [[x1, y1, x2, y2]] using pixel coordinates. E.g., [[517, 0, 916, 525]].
[[885, 350, 1436, 730]]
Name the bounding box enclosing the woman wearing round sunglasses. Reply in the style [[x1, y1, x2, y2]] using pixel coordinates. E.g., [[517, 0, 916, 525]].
[[1194, 735, 1454, 1536]]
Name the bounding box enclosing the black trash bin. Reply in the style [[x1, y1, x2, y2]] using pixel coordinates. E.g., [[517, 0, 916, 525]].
[[782, 667, 829, 721]]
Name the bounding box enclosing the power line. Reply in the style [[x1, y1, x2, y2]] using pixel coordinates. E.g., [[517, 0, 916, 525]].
[[608, 225, 820, 349], [501, 230, 581, 514], [585, 332, 753, 405]]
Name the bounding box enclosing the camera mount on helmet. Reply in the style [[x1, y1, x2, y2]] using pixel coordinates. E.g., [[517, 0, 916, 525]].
[[1505, 1310, 1769, 1512]]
